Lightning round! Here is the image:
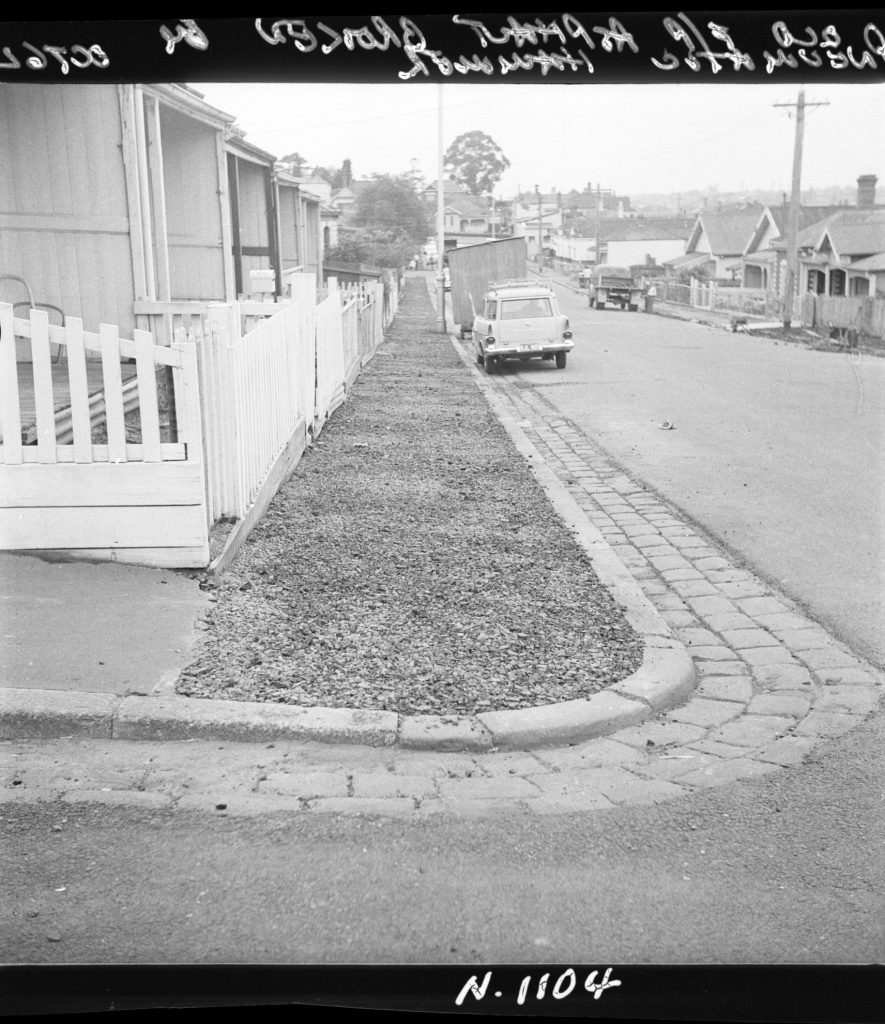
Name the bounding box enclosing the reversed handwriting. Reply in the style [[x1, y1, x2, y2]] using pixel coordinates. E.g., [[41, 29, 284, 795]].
[[159, 19, 208, 55], [763, 21, 884, 72], [0, 41, 109, 73]]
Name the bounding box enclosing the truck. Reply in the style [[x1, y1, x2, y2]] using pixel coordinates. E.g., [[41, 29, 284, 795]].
[[446, 237, 528, 338], [587, 264, 643, 311]]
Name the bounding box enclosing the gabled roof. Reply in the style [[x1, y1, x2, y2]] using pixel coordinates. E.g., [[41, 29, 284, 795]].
[[849, 252, 885, 272], [795, 208, 885, 257], [446, 194, 489, 219], [745, 205, 848, 255], [690, 208, 763, 257]]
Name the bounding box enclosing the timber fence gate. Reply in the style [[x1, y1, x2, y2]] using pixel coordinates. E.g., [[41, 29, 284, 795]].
[[0, 303, 208, 567], [1, 268, 394, 568]]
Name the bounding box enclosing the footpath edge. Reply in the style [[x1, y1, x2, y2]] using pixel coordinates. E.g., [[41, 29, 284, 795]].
[[0, 280, 696, 751]]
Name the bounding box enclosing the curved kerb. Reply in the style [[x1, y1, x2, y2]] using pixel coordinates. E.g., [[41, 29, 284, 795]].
[[0, 329, 697, 751]]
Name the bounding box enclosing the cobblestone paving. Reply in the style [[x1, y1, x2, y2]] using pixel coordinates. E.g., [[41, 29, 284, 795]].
[[1, 329, 881, 819]]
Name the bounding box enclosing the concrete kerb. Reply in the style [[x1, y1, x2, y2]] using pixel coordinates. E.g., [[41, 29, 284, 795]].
[[0, 278, 695, 752]]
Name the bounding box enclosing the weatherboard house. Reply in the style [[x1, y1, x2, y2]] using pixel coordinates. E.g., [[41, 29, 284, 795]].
[[0, 82, 324, 341]]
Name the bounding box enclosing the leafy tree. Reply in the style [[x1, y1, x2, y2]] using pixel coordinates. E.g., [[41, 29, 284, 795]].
[[444, 131, 510, 197], [326, 236, 371, 264], [343, 174, 428, 267], [278, 151, 308, 176]]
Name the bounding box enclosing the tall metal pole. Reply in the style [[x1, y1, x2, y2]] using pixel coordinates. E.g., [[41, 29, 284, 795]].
[[535, 185, 542, 269], [436, 83, 446, 333]]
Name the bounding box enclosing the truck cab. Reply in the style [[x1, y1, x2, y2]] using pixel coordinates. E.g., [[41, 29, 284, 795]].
[[471, 280, 574, 373], [587, 264, 642, 311]]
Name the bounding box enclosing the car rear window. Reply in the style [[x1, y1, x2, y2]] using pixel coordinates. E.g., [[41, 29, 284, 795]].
[[500, 297, 553, 320]]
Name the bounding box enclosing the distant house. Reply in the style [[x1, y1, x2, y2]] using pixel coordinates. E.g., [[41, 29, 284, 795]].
[[560, 187, 635, 219], [552, 217, 694, 267], [794, 207, 885, 297], [329, 179, 373, 218], [667, 204, 764, 280], [741, 204, 844, 291], [746, 175, 885, 299]]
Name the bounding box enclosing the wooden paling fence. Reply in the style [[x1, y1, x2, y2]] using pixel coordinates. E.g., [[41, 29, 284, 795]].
[[799, 294, 885, 340]]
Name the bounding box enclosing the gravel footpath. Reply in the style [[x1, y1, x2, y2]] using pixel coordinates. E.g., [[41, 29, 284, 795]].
[[177, 277, 643, 715]]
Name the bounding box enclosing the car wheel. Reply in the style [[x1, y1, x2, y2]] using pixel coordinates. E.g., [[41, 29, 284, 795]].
[[484, 354, 497, 373], [597, 300, 606, 310], [555, 352, 567, 369], [476, 350, 484, 365], [628, 303, 638, 312]]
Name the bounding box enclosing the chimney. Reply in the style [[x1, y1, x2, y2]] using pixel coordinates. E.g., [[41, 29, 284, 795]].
[[857, 174, 878, 209]]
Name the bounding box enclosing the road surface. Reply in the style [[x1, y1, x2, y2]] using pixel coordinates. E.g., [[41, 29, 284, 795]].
[[506, 281, 885, 669]]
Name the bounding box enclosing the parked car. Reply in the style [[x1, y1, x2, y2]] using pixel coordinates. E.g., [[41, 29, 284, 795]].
[[470, 279, 573, 372], [587, 264, 643, 311]]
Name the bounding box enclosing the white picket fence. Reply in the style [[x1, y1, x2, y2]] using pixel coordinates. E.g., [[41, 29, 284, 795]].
[[0, 270, 396, 568], [0, 303, 208, 566]]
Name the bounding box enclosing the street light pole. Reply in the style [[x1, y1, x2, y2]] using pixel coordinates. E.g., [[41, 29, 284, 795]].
[[435, 83, 446, 334]]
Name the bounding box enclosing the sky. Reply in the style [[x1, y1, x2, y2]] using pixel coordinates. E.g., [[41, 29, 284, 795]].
[[192, 81, 884, 200]]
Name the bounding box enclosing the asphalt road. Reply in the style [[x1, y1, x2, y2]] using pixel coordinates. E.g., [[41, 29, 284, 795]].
[[507, 283, 885, 669], [2, 710, 882, 971]]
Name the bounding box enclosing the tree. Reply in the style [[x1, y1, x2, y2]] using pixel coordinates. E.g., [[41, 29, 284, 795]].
[[344, 174, 429, 267], [326, 236, 371, 264], [278, 151, 308, 176], [444, 131, 510, 197]]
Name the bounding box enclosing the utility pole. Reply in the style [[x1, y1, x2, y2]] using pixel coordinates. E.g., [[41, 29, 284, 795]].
[[774, 90, 828, 331], [594, 183, 601, 266], [535, 184, 543, 269]]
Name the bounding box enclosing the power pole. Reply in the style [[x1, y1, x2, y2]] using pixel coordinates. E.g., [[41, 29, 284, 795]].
[[535, 184, 543, 268], [594, 183, 601, 266], [774, 90, 828, 331]]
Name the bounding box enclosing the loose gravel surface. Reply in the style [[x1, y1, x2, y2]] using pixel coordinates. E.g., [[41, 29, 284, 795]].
[[177, 278, 643, 715]]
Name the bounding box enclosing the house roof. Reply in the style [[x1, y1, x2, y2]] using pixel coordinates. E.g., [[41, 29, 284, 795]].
[[797, 208, 885, 256], [566, 217, 694, 242], [447, 194, 489, 218], [768, 205, 848, 235], [746, 205, 848, 254], [665, 252, 715, 270], [849, 252, 885, 272], [691, 208, 763, 256]]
